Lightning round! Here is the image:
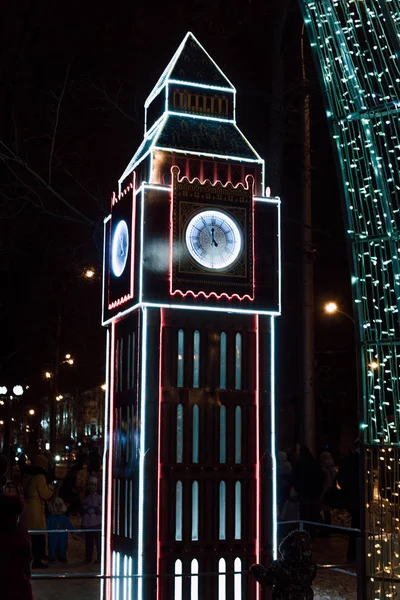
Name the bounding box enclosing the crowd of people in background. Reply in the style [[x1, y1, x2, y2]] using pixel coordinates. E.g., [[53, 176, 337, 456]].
[[0, 444, 103, 598], [278, 441, 361, 561]]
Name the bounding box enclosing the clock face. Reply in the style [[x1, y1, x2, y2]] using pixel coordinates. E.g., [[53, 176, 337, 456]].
[[111, 220, 129, 277], [185, 210, 242, 270]]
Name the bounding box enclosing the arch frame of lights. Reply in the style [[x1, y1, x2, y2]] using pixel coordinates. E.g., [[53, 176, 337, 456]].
[[298, 1, 400, 597]]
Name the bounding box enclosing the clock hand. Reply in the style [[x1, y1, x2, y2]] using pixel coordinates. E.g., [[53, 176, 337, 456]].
[[211, 228, 218, 247], [200, 217, 213, 242]]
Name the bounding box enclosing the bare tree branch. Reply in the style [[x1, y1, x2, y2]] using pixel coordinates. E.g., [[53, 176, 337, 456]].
[[91, 80, 137, 123], [0, 141, 95, 226], [49, 64, 70, 186]]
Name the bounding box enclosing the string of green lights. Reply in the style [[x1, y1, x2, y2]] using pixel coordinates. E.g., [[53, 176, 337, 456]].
[[298, 1, 400, 597]]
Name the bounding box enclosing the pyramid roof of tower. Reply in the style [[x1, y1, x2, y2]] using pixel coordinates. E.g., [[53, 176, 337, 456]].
[[146, 32, 235, 107]]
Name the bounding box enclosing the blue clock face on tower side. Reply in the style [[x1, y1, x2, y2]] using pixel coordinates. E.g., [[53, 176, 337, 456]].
[[185, 209, 242, 270], [111, 220, 129, 278]]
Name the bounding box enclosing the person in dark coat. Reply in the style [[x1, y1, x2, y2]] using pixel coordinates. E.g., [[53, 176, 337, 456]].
[[337, 442, 360, 562], [0, 494, 33, 600], [250, 529, 317, 599], [292, 447, 324, 529]]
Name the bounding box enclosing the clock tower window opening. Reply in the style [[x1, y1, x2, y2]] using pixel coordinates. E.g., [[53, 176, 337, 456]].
[[193, 330, 200, 388], [220, 332, 227, 389], [219, 481, 226, 540], [171, 91, 229, 117], [174, 559, 183, 600], [191, 559, 199, 599], [235, 333, 242, 390], [192, 405, 199, 463], [191, 481, 199, 540], [177, 329, 184, 387], [218, 558, 226, 600], [235, 406, 242, 464], [176, 404, 183, 463], [219, 406, 227, 463], [234, 558, 242, 600], [175, 481, 183, 541], [235, 481, 241, 539]]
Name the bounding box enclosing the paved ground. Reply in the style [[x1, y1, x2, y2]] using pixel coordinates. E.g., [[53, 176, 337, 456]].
[[32, 531, 356, 599]]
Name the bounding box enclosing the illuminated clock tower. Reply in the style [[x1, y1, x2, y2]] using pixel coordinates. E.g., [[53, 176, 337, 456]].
[[101, 32, 281, 600]]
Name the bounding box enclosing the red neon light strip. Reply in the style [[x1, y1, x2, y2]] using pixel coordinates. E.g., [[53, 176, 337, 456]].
[[106, 321, 115, 600], [156, 309, 164, 600], [170, 168, 255, 301], [255, 314, 260, 600], [170, 289, 254, 301], [108, 174, 137, 311]]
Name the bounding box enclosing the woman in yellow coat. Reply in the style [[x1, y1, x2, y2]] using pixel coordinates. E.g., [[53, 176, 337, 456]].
[[23, 454, 54, 568]]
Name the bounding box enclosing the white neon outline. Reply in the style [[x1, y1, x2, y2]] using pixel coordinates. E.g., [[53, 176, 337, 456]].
[[111, 220, 129, 277], [185, 209, 243, 270], [139, 186, 146, 304], [104, 214, 112, 224], [137, 306, 148, 600], [168, 79, 235, 93], [102, 302, 280, 327], [153, 145, 262, 165], [270, 316, 277, 558], [166, 110, 235, 124], [100, 327, 110, 600], [145, 32, 235, 109]]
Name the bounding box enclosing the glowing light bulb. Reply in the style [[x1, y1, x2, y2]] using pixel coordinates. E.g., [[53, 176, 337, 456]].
[[324, 301, 338, 314]]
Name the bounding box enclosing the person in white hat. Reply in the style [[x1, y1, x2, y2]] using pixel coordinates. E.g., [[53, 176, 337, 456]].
[[82, 476, 102, 563]]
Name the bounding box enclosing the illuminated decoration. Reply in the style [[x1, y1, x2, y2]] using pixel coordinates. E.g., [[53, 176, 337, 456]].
[[0, 386, 7, 395], [185, 209, 242, 270], [111, 220, 129, 277], [102, 32, 280, 600], [298, 1, 400, 597], [13, 385, 24, 396]]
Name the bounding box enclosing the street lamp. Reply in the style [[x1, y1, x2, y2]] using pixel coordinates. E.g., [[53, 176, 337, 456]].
[[44, 371, 53, 380], [28, 409, 35, 416], [324, 301, 355, 324], [84, 268, 95, 279]]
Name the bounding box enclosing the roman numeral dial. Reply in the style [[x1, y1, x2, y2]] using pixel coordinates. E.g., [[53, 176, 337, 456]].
[[185, 210, 242, 270]]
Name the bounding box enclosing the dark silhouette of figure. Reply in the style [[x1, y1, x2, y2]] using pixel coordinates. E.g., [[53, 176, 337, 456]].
[[320, 451, 336, 529], [292, 447, 323, 531], [22, 454, 54, 568], [250, 530, 317, 599], [59, 466, 81, 515], [88, 447, 101, 475], [0, 494, 33, 600], [337, 443, 360, 562]]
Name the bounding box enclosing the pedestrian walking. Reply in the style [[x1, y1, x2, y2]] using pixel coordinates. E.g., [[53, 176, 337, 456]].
[[82, 476, 102, 563], [22, 454, 54, 568], [250, 529, 317, 599], [320, 451, 336, 530], [46, 497, 73, 563], [0, 494, 33, 600]]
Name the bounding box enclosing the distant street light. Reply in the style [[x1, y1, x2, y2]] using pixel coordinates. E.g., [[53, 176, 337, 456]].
[[101, 383, 106, 391], [13, 385, 24, 396], [369, 361, 379, 370], [28, 409, 35, 416], [84, 268, 95, 279], [44, 371, 53, 380], [0, 386, 8, 395], [324, 301, 355, 324]]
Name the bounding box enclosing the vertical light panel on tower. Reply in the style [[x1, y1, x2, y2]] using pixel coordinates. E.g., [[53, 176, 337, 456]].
[[298, 1, 400, 597]]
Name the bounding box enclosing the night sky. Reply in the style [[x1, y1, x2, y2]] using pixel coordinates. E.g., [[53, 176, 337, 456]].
[[0, 1, 355, 450]]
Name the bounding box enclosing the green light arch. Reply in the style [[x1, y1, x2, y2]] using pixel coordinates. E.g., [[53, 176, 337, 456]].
[[298, 1, 400, 596]]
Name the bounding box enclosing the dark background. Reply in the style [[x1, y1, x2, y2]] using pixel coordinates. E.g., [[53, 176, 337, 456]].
[[0, 0, 356, 456]]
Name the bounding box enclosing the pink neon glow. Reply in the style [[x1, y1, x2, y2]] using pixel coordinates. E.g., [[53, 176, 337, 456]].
[[255, 314, 260, 600], [170, 288, 254, 301], [169, 167, 255, 301], [108, 173, 136, 311], [156, 309, 164, 600], [106, 322, 115, 600]]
